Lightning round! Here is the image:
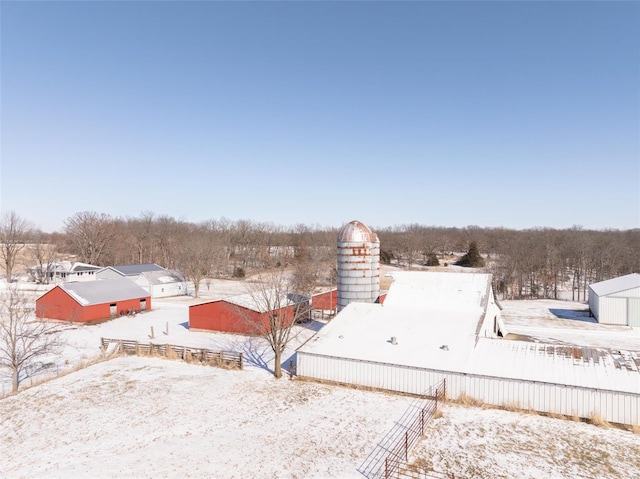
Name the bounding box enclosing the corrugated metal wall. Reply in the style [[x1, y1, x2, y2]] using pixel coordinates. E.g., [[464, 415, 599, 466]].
[[629, 298, 640, 327], [599, 296, 629, 325], [297, 351, 640, 426]]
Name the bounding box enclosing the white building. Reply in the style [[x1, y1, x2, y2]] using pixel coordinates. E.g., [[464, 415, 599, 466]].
[[134, 270, 188, 298], [589, 273, 640, 327], [95, 264, 187, 298], [297, 271, 640, 426], [28, 261, 100, 284]]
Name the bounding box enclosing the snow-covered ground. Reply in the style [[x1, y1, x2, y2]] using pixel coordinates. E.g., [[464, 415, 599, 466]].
[[500, 299, 640, 351], [409, 404, 640, 479], [1, 279, 639, 478]]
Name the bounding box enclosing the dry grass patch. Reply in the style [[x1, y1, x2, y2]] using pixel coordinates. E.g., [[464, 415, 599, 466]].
[[455, 392, 484, 407], [589, 413, 611, 429]]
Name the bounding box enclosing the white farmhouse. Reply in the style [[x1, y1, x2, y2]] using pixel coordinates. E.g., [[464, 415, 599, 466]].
[[589, 273, 640, 327]]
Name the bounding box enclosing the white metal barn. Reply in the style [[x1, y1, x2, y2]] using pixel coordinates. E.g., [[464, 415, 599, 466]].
[[297, 271, 640, 426], [134, 270, 188, 298], [589, 273, 640, 327]]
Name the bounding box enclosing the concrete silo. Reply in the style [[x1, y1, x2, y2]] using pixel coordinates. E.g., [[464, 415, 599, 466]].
[[337, 220, 380, 312]]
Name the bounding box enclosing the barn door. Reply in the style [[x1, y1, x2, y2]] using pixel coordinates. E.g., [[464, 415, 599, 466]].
[[140, 299, 147, 311], [110, 304, 117, 317]]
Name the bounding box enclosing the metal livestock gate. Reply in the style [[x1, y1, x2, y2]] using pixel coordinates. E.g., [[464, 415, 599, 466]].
[[297, 351, 640, 426]]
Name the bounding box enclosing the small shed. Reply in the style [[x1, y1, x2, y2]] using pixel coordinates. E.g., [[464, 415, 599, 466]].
[[589, 273, 640, 327], [189, 292, 306, 335], [36, 279, 151, 322], [135, 270, 188, 298]]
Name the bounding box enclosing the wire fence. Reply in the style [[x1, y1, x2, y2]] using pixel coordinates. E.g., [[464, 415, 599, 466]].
[[358, 379, 446, 479]]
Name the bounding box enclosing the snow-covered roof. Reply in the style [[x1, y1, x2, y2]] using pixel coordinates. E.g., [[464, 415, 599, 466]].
[[383, 271, 492, 311], [469, 338, 640, 394], [141, 270, 185, 285], [110, 264, 166, 276], [299, 271, 495, 370], [299, 301, 482, 370], [196, 291, 305, 314], [57, 279, 150, 306], [589, 273, 640, 297]]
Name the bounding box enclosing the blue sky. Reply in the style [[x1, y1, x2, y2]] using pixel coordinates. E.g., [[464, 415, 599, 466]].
[[1, 1, 638, 232]]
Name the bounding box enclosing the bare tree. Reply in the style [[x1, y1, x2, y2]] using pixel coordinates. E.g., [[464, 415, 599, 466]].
[[0, 287, 63, 392], [244, 270, 311, 378], [175, 223, 215, 298], [30, 231, 60, 284], [64, 211, 116, 265], [0, 211, 32, 282]]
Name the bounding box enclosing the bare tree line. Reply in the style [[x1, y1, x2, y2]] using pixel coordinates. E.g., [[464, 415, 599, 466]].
[[378, 224, 639, 301], [1, 211, 637, 300]]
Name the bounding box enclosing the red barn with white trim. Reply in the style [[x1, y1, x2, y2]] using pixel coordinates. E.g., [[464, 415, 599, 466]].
[[36, 279, 151, 323]]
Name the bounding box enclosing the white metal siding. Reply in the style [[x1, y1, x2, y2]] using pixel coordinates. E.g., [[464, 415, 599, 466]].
[[628, 298, 640, 328], [598, 296, 628, 325], [297, 352, 640, 426]]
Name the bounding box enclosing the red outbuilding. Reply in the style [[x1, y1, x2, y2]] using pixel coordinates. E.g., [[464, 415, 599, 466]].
[[36, 279, 151, 323], [189, 292, 307, 335], [311, 289, 338, 312]]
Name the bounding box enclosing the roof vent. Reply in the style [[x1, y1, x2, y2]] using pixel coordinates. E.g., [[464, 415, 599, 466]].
[[391, 336, 397, 345]]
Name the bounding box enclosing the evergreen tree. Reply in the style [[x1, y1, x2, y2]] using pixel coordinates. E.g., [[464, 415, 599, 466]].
[[457, 241, 485, 267]]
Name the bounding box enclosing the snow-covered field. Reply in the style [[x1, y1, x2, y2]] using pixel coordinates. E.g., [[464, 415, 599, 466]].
[[2, 278, 639, 478]]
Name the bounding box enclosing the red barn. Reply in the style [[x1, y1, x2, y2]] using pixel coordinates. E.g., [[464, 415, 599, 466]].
[[311, 289, 337, 311], [36, 279, 151, 323], [189, 292, 307, 335]]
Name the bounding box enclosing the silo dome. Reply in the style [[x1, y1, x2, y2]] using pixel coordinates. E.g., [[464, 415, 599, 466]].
[[336, 220, 380, 312], [337, 220, 378, 243]]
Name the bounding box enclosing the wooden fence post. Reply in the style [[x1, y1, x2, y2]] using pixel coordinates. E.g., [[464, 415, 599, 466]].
[[239, 352, 244, 370], [385, 457, 389, 479], [150, 326, 155, 339], [421, 408, 425, 435]]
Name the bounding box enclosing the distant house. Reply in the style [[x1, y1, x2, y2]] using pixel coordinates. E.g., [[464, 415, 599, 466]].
[[189, 292, 308, 334], [589, 273, 640, 327], [134, 270, 188, 298], [28, 261, 101, 284], [35, 279, 151, 322], [96, 263, 166, 281]]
